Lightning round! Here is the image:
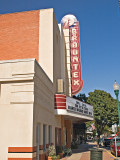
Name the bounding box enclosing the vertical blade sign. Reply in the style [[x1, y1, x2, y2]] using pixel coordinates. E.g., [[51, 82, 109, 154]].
[[70, 21, 83, 95]]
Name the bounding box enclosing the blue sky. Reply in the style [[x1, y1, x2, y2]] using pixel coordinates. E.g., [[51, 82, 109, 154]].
[[0, 0, 120, 98]]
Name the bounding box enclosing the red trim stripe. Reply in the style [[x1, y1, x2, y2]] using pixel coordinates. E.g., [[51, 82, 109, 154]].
[[54, 107, 66, 109], [8, 147, 34, 153], [8, 158, 33, 160], [55, 102, 66, 106], [8, 158, 36, 160], [8, 145, 45, 153], [55, 97, 66, 102], [55, 94, 66, 98], [54, 94, 66, 109]]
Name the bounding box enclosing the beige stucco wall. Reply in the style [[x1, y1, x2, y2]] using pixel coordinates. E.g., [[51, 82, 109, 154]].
[[63, 29, 72, 97], [59, 24, 69, 96], [0, 58, 62, 159], [33, 61, 61, 148], [0, 59, 34, 159], [39, 9, 53, 82], [34, 9, 70, 149], [38, 9, 69, 95], [0, 9, 69, 159], [53, 12, 61, 93]]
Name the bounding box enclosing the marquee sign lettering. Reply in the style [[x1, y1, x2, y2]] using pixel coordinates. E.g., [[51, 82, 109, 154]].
[[66, 97, 93, 117]]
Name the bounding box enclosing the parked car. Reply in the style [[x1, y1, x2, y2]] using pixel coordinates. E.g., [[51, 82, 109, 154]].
[[103, 137, 111, 147], [110, 137, 120, 156]]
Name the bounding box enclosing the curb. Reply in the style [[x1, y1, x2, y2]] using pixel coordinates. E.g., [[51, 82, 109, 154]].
[[102, 148, 116, 159]]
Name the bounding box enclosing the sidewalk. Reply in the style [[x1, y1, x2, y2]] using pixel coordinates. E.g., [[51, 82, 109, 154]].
[[61, 142, 118, 160]]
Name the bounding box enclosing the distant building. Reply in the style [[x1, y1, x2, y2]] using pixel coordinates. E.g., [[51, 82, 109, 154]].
[[0, 8, 93, 160]]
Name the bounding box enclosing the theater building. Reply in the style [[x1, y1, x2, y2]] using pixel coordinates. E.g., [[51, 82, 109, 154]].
[[0, 8, 93, 160]]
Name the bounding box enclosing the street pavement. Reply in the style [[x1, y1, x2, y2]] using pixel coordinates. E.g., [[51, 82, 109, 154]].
[[61, 142, 120, 160]]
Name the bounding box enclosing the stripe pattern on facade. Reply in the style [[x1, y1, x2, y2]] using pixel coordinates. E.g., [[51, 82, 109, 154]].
[[8, 146, 45, 160], [8, 158, 36, 160], [54, 94, 66, 109], [8, 147, 36, 153]]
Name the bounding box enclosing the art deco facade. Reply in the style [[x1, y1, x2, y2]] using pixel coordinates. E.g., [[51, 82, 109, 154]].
[[0, 9, 93, 160]]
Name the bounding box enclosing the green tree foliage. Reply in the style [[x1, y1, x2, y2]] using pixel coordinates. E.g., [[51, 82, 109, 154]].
[[87, 90, 119, 137], [73, 93, 87, 103]]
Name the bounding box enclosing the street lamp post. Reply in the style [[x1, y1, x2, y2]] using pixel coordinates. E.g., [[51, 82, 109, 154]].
[[113, 80, 120, 129]]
